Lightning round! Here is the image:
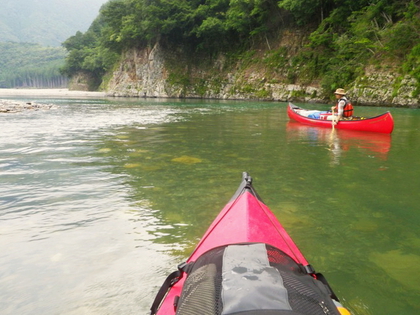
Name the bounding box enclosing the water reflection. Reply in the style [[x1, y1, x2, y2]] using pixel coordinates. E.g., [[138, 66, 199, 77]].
[[286, 121, 392, 164]]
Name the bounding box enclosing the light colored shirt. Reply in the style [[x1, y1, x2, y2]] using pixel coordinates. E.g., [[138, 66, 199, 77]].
[[336, 97, 348, 117]]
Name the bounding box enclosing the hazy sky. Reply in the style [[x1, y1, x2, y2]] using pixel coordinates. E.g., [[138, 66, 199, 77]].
[[0, 0, 111, 45]]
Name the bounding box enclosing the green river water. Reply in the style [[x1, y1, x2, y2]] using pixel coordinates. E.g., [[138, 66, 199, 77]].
[[0, 97, 419, 314]]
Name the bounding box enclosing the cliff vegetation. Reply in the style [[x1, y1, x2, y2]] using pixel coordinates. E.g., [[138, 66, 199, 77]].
[[62, 0, 420, 106]]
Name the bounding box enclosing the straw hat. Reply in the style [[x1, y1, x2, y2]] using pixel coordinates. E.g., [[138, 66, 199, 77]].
[[334, 88, 346, 95]]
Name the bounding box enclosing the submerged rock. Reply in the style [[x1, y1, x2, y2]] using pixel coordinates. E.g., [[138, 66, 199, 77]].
[[171, 155, 203, 164], [0, 99, 57, 113], [369, 249, 420, 291]]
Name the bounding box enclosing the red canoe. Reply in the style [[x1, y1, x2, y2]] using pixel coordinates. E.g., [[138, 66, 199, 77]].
[[151, 173, 351, 315], [288, 103, 394, 133]]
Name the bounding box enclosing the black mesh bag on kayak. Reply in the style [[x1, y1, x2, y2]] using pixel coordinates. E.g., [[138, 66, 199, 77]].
[[174, 243, 341, 315]]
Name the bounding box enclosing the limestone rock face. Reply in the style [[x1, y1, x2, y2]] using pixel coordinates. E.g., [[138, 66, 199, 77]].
[[104, 43, 419, 107], [69, 73, 95, 91], [349, 67, 419, 107], [106, 44, 169, 98]]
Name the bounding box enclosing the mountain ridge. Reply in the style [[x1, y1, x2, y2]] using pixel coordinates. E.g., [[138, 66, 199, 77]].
[[0, 0, 108, 46]]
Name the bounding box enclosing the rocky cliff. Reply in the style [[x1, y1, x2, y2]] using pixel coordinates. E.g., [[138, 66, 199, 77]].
[[104, 40, 419, 108]]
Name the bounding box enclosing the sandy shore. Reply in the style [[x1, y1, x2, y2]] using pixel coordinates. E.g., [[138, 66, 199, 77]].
[[0, 88, 106, 97]]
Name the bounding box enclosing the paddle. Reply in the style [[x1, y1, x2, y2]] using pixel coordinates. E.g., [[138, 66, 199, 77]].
[[329, 107, 337, 153], [328, 110, 340, 165]]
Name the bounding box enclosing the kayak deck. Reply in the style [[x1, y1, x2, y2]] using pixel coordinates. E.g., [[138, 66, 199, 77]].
[[152, 173, 350, 315], [188, 174, 308, 266]]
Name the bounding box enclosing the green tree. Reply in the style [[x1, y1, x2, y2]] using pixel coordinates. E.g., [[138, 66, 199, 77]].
[[278, 0, 333, 25], [60, 0, 420, 95], [0, 42, 67, 88], [61, 11, 119, 89]]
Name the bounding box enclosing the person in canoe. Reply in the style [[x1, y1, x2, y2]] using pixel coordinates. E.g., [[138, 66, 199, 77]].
[[331, 88, 353, 125], [292, 88, 354, 124]]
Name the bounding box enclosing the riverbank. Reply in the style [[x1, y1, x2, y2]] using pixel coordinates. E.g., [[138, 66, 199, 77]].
[[0, 88, 106, 98], [0, 89, 106, 113]]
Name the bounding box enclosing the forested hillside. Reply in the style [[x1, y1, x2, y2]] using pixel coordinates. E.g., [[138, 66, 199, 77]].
[[0, 43, 67, 88], [0, 0, 109, 89], [62, 0, 420, 102]]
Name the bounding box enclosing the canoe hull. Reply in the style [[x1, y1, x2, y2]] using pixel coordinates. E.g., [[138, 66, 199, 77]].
[[287, 103, 394, 133]]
